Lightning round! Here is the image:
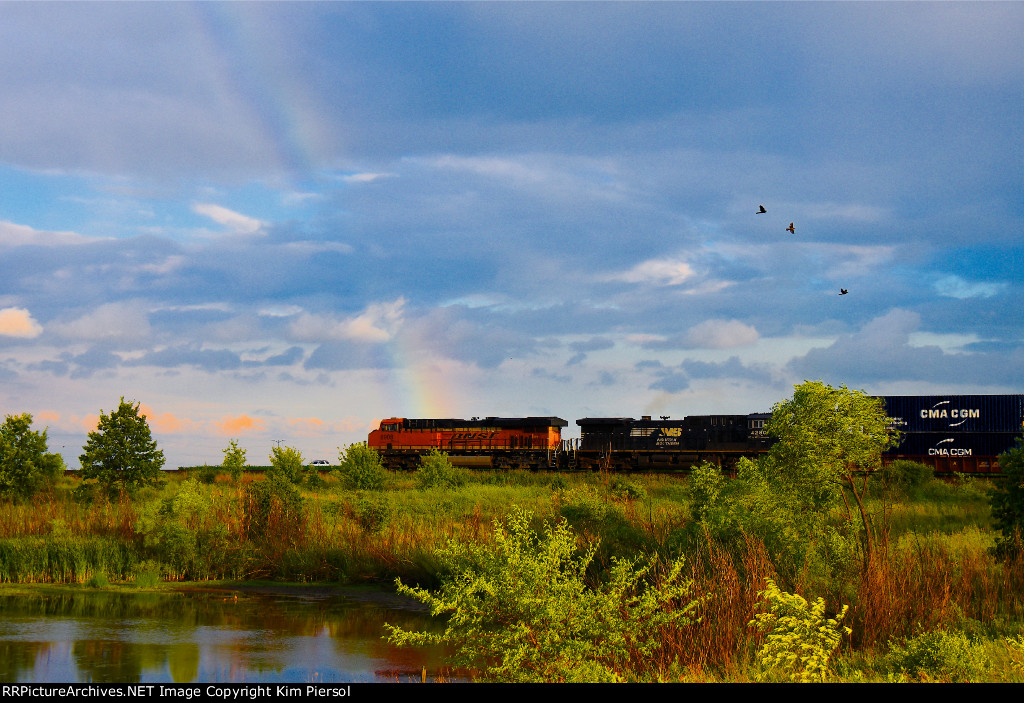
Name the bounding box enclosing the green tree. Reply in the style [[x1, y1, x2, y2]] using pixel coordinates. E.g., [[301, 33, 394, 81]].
[[989, 437, 1024, 557], [751, 381, 901, 565], [268, 445, 304, 483], [337, 442, 386, 490], [221, 439, 247, 480], [385, 508, 700, 682], [0, 413, 65, 499], [78, 398, 165, 496]]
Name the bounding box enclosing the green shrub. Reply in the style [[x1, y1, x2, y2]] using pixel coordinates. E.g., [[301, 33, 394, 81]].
[[415, 449, 467, 489], [269, 446, 305, 484], [749, 578, 851, 683], [990, 438, 1024, 558], [196, 464, 219, 485], [688, 461, 724, 523], [337, 443, 386, 491], [354, 495, 391, 533], [888, 629, 988, 682], [556, 486, 619, 533], [610, 477, 647, 501], [876, 460, 934, 495], [244, 471, 304, 542], [136, 478, 231, 580], [86, 570, 109, 588], [133, 560, 162, 588], [385, 508, 700, 682]]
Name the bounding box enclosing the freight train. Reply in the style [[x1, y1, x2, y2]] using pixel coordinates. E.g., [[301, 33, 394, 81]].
[[366, 395, 1024, 476]]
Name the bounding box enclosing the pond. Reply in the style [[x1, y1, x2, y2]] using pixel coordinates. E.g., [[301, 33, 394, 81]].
[[0, 586, 454, 683]]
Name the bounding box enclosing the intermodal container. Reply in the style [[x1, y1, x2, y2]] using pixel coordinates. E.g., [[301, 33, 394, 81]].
[[886, 431, 1023, 460], [881, 395, 1024, 435]]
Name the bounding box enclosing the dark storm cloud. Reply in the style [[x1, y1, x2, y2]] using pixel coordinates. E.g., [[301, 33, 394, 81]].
[[566, 336, 614, 366], [532, 368, 572, 384], [648, 372, 689, 394], [129, 346, 243, 372], [639, 356, 777, 395], [681, 357, 777, 387]]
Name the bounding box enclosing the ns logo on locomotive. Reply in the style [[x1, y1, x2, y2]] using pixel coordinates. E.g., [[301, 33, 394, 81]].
[[367, 395, 1024, 476]]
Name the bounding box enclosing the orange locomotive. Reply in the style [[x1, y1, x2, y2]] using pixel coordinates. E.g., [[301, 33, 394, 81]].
[[368, 416, 568, 470]]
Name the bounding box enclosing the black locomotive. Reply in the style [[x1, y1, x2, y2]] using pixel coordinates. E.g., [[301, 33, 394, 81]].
[[564, 413, 772, 471]]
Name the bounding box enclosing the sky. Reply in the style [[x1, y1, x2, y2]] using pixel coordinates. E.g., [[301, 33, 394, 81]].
[[0, 2, 1021, 469]]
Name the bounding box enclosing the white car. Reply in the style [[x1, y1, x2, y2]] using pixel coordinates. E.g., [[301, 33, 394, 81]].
[[309, 460, 331, 467]]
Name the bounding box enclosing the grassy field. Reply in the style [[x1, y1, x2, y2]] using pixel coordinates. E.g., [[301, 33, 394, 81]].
[[2, 466, 1024, 682]]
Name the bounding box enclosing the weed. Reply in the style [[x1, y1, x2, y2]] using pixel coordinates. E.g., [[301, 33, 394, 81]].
[[750, 578, 850, 682]]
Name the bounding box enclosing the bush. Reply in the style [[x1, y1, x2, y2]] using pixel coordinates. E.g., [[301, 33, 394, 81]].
[[244, 471, 304, 542], [888, 629, 988, 682], [688, 461, 724, 523], [133, 560, 162, 588], [354, 495, 391, 533], [610, 477, 647, 501], [137, 478, 230, 580], [196, 464, 219, 485], [269, 446, 305, 484], [990, 438, 1024, 558], [415, 449, 467, 489], [876, 460, 934, 494], [337, 443, 386, 491], [385, 508, 700, 682], [86, 570, 109, 588], [556, 486, 619, 533], [749, 578, 851, 683]]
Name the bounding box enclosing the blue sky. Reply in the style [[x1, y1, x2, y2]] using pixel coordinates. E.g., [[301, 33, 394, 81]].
[[1, 2, 1021, 468]]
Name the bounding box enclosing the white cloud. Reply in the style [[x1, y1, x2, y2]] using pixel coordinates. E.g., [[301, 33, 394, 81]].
[[191, 203, 265, 234], [281, 241, 353, 256], [681, 279, 735, 296], [341, 172, 396, 183], [607, 259, 694, 286], [766, 201, 890, 223], [933, 275, 1006, 300], [821, 245, 896, 278], [684, 319, 759, 349], [290, 298, 406, 343], [0, 220, 94, 247], [0, 307, 43, 338], [51, 301, 152, 342], [259, 305, 304, 318], [429, 155, 546, 182]]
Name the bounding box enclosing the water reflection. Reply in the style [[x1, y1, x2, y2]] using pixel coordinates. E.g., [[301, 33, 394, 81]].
[[0, 587, 450, 683]]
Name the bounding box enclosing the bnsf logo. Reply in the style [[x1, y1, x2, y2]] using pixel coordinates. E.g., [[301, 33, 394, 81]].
[[451, 432, 500, 440]]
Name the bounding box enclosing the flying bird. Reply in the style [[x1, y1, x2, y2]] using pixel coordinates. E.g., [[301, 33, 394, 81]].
[[786, 222, 795, 234], [757, 205, 766, 214], [839, 289, 848, 295]]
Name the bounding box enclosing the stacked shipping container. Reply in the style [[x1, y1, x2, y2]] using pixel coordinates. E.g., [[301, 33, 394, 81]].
[[881, 395, 1024, 474]]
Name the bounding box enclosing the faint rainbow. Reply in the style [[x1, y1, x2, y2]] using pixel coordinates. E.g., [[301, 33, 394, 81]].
[[187, 4, 331, 176], [386, 333, 454, 419]]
